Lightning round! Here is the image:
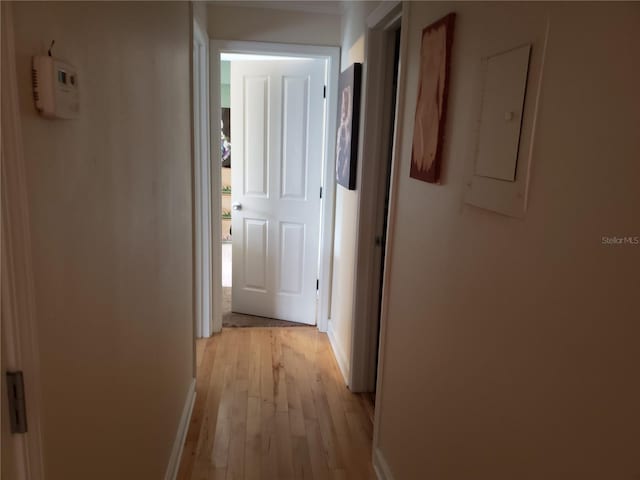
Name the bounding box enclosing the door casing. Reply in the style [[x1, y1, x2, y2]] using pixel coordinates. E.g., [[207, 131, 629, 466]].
[[1, 3, 46, 478], [349, 2, 410, 478], [193, 19, 215, 339], [350, 1, 405, 394], [209, 40, 340, 334]]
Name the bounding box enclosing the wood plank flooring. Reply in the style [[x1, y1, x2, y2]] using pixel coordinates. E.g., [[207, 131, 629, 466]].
[[177, 327, 376, 480]]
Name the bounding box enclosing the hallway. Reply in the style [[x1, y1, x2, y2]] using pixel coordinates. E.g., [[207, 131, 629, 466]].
[[177, 328, 376, 480]]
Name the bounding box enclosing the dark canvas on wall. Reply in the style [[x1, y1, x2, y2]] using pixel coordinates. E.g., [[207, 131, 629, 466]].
[[221, 107, 231, 168], [410, 13, 456, 184], [335, 63, 362, 190]]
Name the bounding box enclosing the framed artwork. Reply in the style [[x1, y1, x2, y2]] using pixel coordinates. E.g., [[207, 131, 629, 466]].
[[335, 63, 362, 190], [221, 107, 231, 168], [411, 13, 456, 184]]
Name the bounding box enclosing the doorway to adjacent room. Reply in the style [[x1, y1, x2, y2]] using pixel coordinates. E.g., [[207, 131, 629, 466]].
[[209, 42, 340, 333]]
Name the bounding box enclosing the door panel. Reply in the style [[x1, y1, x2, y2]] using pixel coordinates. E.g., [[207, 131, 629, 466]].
[[243, 218, 268, 291], [243, 76, 269, 197], [281, 76, 309, 200], [279, 222, 305, 294], [231, 59, 325, 324]]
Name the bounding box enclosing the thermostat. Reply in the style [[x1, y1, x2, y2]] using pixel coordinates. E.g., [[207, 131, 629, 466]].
[[32, 55, 79, 119]]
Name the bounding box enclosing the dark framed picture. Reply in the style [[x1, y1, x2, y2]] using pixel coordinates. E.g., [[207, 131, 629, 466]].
[[410, 13, 456, 184], [221, 107, 231, 168], [335, 63, 362, 190]]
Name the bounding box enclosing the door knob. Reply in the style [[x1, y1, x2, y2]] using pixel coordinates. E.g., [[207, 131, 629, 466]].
[[232, 202, 242, 211]]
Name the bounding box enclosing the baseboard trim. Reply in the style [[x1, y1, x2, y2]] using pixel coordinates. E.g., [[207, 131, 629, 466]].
[[164, 378, 196, 480], [373, 447, 395, 480], [327, 319, 350, 385]]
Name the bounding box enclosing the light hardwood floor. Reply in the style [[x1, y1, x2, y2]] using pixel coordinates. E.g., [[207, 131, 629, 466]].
[[177, 327, 376, 480]]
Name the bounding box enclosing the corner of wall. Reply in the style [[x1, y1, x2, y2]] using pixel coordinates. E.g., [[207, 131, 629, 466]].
[[164, 379, 196, 480], [373, 447, 395, 480], [327, 319, 350, 384]]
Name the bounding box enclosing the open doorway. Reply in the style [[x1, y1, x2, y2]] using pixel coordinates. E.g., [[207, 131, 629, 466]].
[[209, 42, 341, 333], [368, 25, 401, 411], [350, 2, 405, 402]]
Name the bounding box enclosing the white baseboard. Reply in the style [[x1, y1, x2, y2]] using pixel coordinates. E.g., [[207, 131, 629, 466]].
[[164, 378, 196, 480], [373, 447, 395, 480], [327, 319, 350, 385]]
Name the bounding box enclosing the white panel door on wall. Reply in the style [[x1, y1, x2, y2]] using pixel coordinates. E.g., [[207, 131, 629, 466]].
[[231, 58, 325, 325]]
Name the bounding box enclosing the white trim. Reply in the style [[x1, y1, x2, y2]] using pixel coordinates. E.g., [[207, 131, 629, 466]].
[[327, 321, 349, 383], [318, 47, 340, 334], [350, 2, 403, 393], [209, 40, 223, 335], [164, 379, 196, 480], [373, 447, 395, 480], [208, 40, 340, 334], [1, 3, 46, 479], [193, 19, 214, 338], [210, 40, 340, 61], [372, 0, 411, 462]]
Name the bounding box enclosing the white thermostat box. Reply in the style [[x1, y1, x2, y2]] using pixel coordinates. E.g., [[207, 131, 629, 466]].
[[32, 55, 79, 119]]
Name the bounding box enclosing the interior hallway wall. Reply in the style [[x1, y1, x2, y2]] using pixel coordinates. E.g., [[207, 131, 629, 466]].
[[372, 2, 640, 479], [207, 4, 341, 46], [12, 2, 193, 479], [328, 0, 380, 382]]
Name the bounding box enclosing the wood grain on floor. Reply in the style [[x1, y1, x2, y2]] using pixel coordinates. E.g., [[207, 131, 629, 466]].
[[177, 327, 376, 480]]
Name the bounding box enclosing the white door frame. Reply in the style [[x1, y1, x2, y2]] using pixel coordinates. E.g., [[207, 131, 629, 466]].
[[193, 20, 216, 338], [209, 40, 340, 333], [1, 3, 46, 478], [350, 1, 405, 394], [351, 2, 410, 477]]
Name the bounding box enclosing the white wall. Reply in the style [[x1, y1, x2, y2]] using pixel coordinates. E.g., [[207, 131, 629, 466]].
[[328, 1, 379, 383], [207, 4, 340, 46], [374, 2, 640, 479], [12, 2, 193, 479]]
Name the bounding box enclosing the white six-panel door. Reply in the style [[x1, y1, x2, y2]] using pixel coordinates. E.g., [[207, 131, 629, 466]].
[[231, 59, 325, 324]]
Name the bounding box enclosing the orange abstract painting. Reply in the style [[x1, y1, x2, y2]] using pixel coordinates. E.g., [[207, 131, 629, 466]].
[[411, 13, 456, 184]]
